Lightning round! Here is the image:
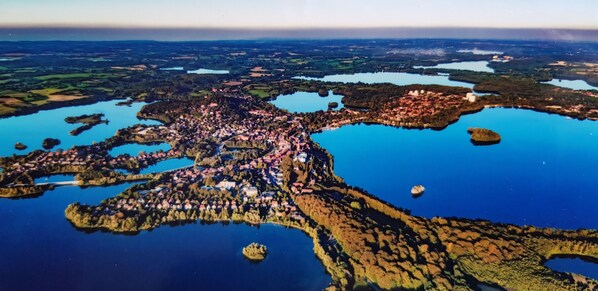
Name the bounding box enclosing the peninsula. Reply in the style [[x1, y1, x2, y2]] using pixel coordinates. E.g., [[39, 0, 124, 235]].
[[1, 39, 597, 290], [65, 114, 109, 136]]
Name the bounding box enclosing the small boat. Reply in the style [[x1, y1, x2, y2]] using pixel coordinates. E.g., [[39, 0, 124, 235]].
[[411, 185, 425, 197]]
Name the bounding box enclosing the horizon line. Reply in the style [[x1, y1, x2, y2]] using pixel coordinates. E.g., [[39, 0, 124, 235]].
[[1, 26, 596, 42], [1, 24, 597, 31]]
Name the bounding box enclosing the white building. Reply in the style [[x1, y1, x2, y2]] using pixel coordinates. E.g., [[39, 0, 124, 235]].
[[216, 180, 236, 189], [465, 92, 477, 103], [243, 186, 259, 197], [294, 152, 309, 163]]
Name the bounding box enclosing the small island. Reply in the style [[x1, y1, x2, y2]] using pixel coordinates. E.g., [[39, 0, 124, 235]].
[[14, 142, 27, 150], [467, 127, 501, 145], [42, 138, 61, 150], [328, 102, 339, 109], [242, 243, 268, 261], [411, 185, 425, 197], [65, 113, 109, 136], [318, 88, 329, 97]]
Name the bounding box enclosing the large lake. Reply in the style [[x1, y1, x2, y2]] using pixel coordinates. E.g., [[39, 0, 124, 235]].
[[161, 67, 230, 74], [414, 61, 494, 73], [0, 100, 330, 290], [542, 79, 598, 91], [0, 184, 330, 290], [295, 72, 475, 89], [270, 91, 344, 113], [313, 108, 598, 229], [0, 100, 161, 156], [457, 49, 503, 55]]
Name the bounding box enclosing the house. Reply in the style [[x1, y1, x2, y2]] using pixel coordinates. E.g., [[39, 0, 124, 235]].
[[243, 186, 259, 197], [294, 152, 308, 163], [216, 180, 236, 189], [465, 93, 477, 103]]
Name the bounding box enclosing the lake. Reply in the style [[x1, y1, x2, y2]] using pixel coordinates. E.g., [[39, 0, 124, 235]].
[[270, 91, 344, 113], [140, 157, 195, 174], [110, 142, 171, 157], [0, 183, 330, 290], [187, 68, 229, 74], [414, 61, 494, 73], [545, 257, 598, 280], [312, 108, 598, 229], [0, 100, 161, 157], [34, 174, 76, 184], [160, 67, 229, 74], [457, 49, 503, 55], [295, 72, 474, 89], [542, 79, 598, 91]]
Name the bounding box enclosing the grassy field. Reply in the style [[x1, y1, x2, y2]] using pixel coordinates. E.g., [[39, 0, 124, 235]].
[[248, 89, 270, 98], [0, 104, 16, 115], [34, 73, 116, 81], [14, 68, 37, 73], [30, 88, 62, 96], [0, 79, 18, 85]]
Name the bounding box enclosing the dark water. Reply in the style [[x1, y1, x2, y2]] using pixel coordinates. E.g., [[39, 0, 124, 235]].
[[270, 91, 344, 113], [313, 108, 598, 229], [0, 100, 161, 156], [139, 157, 195, 174], [545, 257, 598, 280], [0, 184, 330, 291], [109, 143, 171, 157]]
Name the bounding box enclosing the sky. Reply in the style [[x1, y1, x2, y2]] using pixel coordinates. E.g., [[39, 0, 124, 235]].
[[0, 0, 597, 29]]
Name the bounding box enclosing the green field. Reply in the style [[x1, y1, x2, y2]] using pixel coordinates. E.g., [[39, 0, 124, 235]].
[[0, 79, 17, 84], [30, 88, 62, 96], [34, 73, 116, 81], [249, 89, 270, 98], [0, 104, 17, 115]]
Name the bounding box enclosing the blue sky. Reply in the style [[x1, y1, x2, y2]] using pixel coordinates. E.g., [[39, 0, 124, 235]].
[[0, 0, 597, 29]]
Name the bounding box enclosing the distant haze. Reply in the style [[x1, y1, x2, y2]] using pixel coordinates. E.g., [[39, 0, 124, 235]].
[[0, 27, 596, 42], [1, 0, 597, 29], [0, 0, 596, 41]]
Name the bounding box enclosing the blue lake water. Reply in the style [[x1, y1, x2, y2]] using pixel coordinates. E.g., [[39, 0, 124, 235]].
[[457, 49, 503, 55], [110, 142, 171, 157], [0, 100, 161, 157], [0, 184, 330, 290], [160, 67, 184, 71], [414, 61, 494, 73], [34, 174, 76, 184], [312, 108, 598, 229], [187, 68, 229, 74], [270, 91, 344, 113], [545, 257, 598, 280], [542, 79, 598, 91], [160, 68, 229, 74], [140, 157, 194, 174], [295, 72, 474, 89]]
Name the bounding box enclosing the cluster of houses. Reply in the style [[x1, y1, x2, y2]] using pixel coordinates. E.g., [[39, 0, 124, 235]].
[[4, 89, 324, 226], [87, 98, 318, 224], [379, 90, 470, 122]]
